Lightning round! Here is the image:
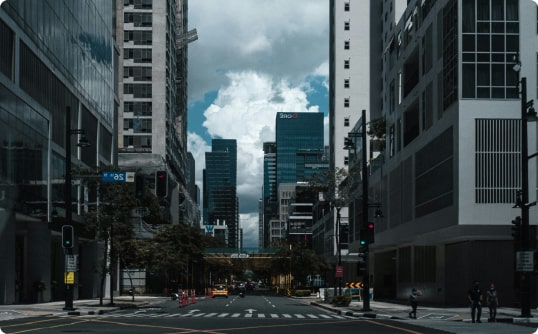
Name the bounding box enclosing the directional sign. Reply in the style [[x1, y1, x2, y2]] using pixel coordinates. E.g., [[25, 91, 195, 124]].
[[102, 171, 127, 183], [345, 282, 363, 288]]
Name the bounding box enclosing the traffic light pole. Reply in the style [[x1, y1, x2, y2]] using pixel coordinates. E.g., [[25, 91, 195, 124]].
[[519, 77, 532, 318], [64, 107, 74, 311], [360, 109, 371, 312]]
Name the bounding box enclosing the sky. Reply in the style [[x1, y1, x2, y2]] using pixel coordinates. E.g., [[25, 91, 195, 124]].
[[187, 0, 330, 248]]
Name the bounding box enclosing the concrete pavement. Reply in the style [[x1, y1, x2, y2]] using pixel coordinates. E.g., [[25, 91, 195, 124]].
[[308, 297, 538, 333], [2, 295, 538, 333]]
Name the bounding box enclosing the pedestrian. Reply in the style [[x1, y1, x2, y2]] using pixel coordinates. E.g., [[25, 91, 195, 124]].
[[486, 283, 498, 322], [467, 280, 483, 323], [408, 287, 421, 319]]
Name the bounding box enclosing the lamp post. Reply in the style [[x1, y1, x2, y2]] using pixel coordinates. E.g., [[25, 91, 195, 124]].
[[336, 206, 342, 295], [512, 52, 537, 317], [343, 109, 372, 310], [516, 76, 536, 318], [63, 106, 89, 311]]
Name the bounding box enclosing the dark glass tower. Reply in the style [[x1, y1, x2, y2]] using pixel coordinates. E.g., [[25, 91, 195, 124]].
[[203, 139, 238, 248], [276, 112, 324, 187]]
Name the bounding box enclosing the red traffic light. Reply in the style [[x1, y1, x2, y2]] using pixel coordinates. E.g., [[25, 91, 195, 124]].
[[367, 222, 374, 230]]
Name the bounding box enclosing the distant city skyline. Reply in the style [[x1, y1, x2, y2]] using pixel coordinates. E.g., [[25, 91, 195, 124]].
[[187, 1, 330, 247]]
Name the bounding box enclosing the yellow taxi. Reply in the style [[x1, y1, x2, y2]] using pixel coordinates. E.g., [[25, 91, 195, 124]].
[[212, 284, 228, 298]]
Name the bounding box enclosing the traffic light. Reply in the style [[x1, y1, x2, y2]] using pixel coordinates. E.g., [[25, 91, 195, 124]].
[[155, 170, 168, 197], [359, 223, 375, 246], [62, 225, 74, 248], [135, 174, 145, 198], [512, 216, 522, 247]]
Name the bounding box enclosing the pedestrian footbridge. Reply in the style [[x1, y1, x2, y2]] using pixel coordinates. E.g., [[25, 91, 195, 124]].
[[203, 248, 281, 270]]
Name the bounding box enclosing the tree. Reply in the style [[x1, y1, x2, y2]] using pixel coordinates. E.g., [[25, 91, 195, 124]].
[[269, 240, 331, 289], [81, 166, 164, 305]]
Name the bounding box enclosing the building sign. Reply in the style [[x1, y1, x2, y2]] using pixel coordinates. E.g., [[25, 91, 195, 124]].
[[279, 113, 298, 119], [205, 225, 214, 233]]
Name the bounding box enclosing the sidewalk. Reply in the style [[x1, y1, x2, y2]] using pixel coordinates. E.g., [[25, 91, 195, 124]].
[[0, 295, 166, 320], [308, 296, 538, 334]]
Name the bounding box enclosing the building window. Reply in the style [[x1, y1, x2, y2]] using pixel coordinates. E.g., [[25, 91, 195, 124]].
[[344, 21, 350, 31], [344, 98, 350, 108], [124, 30, 152, 45], [344, 79, 350, 88], [344, 117, 350, 126], [461, 0, 519, 100], [124, 83, 152, 98], [344, 2, 350, 11], [123, 135, 152, 148], [344, 59, 350, 69], [344, 40, 350, 50], [124, 48, 152, 63], [124, 12, 152, 27], [124, 66, 152, 81]]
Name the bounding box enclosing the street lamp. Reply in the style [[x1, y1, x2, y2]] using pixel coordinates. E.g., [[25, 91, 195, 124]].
[[342, 109, 376, 311], [63, 106, 89, 311], [513, 56, 537, 318]]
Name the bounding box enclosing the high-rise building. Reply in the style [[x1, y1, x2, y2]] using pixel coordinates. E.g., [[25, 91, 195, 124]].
[[276, 112, 324, 186], [360, 0, 538, 306], [261, 142, 277, 248], [117, 0, 198, 225], [0, 0, 118, 304], [204, 139, 239, 248], [273, 112, 325, 242]]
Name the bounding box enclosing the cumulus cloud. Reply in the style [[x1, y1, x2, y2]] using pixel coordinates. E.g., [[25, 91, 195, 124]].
[[187, 1, 329, 247], [202, 71, 319, 212]]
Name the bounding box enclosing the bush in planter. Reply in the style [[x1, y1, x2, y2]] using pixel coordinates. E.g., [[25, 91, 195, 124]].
[[294, 289, 311, 297], [332, 294, 351, 306]]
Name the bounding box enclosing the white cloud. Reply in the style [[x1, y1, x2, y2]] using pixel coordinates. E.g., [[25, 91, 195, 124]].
[[189, 71, 322, 244], [187, 1, 329, 247], [188, 0, 328, 102]]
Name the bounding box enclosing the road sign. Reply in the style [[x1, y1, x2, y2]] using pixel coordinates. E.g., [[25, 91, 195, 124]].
[[336, 265, 343, 278], [345, 282, 363, 288], [102, 171, 127, 183], [66, 254, 78, 272], [125, 172, 135, 183], [64, 272, 75, 284], [516, 251, 534, 272]]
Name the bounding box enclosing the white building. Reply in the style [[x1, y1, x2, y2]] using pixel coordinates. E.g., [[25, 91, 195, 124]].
[[360, 0, 538, 305]]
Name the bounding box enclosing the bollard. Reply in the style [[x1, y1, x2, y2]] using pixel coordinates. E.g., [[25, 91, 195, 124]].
[[191, 294, 196, 304]]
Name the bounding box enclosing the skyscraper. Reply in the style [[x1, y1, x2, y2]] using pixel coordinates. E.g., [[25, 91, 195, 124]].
[[0, 0, 117, 304], [276, 112, 324, 186], [204, 139, 239, 248], [117, 0, 198, 225]]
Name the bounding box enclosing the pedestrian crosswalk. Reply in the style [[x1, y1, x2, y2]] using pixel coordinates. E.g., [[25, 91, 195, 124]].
[[94, 311, 351, 320]]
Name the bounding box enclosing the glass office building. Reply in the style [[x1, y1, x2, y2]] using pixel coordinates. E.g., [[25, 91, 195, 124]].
[[0, 0, 118, 304], [275, 112, 324, 187], [203, 139, 238, 248]]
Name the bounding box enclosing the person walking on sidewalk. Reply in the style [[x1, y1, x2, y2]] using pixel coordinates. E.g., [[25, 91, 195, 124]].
[[486, 283, 498, 322], [408, 288, 421, 319], [468, 280, 483, 323]]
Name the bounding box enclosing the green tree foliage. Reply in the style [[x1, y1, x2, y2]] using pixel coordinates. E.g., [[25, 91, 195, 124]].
[[270, 240, 331, 288]]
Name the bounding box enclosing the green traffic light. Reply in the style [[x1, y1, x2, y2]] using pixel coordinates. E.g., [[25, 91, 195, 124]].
[[360, 240, 366, 245]]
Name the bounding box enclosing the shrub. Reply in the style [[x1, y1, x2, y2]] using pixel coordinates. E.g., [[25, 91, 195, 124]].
[[332, 294, 351, 306], [294, 289, 311, 297]]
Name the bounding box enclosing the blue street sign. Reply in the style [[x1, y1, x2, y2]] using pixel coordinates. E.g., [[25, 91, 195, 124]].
[[101, 171, 127, 183]]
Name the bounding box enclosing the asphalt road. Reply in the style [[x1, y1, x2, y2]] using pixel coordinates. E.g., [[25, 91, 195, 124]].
[[0, 294, 455, 334]]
